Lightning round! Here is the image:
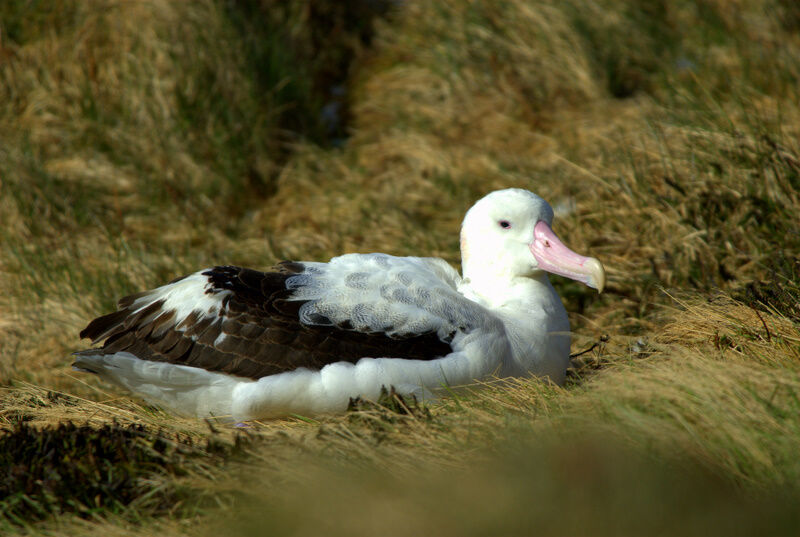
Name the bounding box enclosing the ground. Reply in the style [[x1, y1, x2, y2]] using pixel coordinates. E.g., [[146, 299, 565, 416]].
[[1, 1, 799, 535]]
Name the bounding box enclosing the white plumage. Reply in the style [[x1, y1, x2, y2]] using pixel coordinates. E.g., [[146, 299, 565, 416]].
[[74, 188, 605, 420]]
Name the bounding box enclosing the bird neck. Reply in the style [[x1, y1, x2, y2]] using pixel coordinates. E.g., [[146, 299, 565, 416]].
[[459, 234, 553, 309], [459, 266, 552, 311]]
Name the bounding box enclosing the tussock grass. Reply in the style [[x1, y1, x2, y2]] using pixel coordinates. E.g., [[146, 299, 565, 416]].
[[206, 298, 800, 535], [0, 420, 236, 525], [1, 0, 799, 534]]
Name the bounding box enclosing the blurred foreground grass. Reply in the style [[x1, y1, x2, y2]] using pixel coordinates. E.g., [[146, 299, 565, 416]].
[[1, 0, 799, 535]]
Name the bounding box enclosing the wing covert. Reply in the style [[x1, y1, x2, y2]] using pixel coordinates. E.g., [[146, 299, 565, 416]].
[[76, 257, 485, 380]]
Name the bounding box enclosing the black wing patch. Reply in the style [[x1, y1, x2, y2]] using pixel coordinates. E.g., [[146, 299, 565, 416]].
[[76, 263, 454, 380]]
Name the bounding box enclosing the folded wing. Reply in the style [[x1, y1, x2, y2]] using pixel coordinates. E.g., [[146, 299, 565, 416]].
[[76, 254, 490, 380]]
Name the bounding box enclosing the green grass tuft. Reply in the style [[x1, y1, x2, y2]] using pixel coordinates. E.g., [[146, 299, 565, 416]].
[[0, 419, 249, 527]]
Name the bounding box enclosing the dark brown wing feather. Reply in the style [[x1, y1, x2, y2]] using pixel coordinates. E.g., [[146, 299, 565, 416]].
[[77, 263, 454, 380]]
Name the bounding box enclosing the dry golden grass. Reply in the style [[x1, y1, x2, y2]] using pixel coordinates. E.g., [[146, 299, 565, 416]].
[[1, 0, 799, 534]]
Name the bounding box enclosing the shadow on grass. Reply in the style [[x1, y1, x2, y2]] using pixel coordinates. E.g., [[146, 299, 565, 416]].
[[214, 430, 800, 537], [0, 419, 251, 527]]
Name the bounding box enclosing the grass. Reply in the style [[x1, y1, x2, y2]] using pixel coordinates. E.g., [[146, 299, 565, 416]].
[[1, 0, 799, 534]]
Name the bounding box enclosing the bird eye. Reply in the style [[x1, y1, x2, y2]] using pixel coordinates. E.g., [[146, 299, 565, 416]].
[[498, 220, 512, 229]]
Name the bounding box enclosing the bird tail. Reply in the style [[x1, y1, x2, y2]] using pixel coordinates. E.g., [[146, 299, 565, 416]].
[[71, 350, 244, 420]]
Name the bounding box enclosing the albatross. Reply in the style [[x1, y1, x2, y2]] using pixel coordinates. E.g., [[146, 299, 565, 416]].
[[74, 188, 605, 420]]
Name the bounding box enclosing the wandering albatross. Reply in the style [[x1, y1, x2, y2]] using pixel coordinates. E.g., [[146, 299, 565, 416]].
[[74, 188, 605, 420]]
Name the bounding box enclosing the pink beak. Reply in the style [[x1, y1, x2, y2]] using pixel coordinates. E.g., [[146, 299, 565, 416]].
[[529, 221, 606, 292]]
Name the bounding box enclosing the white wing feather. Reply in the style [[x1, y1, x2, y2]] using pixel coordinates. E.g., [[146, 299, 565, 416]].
[[286, 254, 484, 338]]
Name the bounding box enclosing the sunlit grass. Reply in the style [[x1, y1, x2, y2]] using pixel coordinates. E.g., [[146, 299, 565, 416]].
[[1, 0, 799, 534]]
